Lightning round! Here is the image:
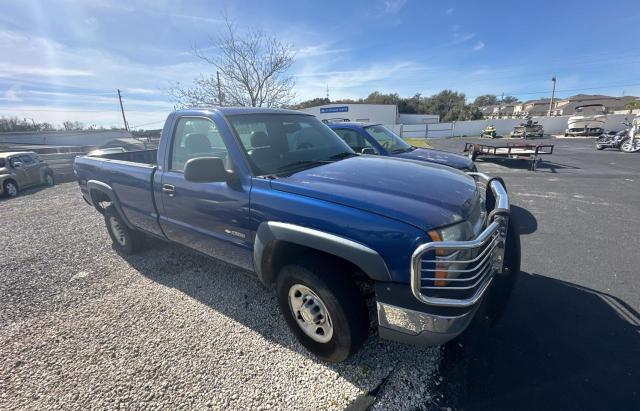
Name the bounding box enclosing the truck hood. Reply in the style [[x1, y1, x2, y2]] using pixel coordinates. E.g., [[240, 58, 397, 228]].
[[270, 156, 479, 232], [392, 148, 474, 171]]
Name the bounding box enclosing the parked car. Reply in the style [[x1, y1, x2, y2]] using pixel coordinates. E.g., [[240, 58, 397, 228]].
[[0, 151, 55, 198], [328, 122, 477, 171], [74, 108, 520, 362]]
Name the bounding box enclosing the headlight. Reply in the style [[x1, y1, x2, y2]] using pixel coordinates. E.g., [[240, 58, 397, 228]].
[[429, 221, 474, 243], [427, 222, 475, 286]]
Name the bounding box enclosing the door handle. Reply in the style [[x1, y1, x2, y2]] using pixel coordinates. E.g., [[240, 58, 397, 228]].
[[162, 184, 176, 197]]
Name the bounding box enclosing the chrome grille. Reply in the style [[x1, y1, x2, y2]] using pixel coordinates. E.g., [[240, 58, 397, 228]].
[[410, 174, 509, 308]]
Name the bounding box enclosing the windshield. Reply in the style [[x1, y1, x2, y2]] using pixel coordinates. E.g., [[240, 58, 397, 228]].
[[364, 125, 412, 153], [228, 114, 355, 176]]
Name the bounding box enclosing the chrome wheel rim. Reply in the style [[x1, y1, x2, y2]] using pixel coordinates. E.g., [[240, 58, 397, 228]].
[[288, 284, 333, 343], [6, 183, 17, 197], [109, 216, 127, 246]]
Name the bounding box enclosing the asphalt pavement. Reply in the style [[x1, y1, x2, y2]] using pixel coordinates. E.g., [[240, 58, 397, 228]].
[[428, 137, 640, 410]]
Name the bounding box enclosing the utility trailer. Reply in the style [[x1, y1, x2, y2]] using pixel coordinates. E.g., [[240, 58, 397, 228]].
[[464, 142, 554, 171]]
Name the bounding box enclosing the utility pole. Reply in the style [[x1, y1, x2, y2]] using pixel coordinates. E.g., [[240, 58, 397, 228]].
[[216, 71, 223, 106], [326, 84, 330, 101], [117, 89, 129, 131], [548, 77, 556, 116], [499, 92, 504, 118]]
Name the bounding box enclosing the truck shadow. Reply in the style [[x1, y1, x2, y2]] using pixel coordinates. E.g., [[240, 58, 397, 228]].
[[439, 271, 640, 410], [118, 240, 442, 405]]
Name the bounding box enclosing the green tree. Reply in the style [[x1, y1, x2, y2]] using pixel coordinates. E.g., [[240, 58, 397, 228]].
[[625, 100, 640, 110], [472, 94, 498, 107]]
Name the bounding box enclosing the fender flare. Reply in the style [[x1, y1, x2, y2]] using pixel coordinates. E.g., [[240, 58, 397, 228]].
[[86, 180, 134, 228], [254, 221, 392, 284]]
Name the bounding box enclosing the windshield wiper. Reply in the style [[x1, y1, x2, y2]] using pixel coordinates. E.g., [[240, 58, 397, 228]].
[[328, 152, 357, 160], [391, 147, 413, 153], [274, 160, 329, 174]]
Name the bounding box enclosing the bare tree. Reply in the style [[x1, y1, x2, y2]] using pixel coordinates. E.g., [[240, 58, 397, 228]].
[[168, 17, 295, 108]]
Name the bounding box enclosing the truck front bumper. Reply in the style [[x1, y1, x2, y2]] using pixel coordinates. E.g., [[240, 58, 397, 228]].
[[376, 173, 510, 345], [377, 300, 478, 345]]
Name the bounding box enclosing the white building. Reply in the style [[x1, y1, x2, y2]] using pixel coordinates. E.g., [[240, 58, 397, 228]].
[[300, 103, 438, 125]]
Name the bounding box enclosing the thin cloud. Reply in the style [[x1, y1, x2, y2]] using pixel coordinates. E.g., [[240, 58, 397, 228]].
[[473, 41, 485, 51], [296, 45, 351, 59], [1, 86, 21, 102], [445, 8, 455, 15], [450, 25, 476, 45], [381, 0, 407, 14]]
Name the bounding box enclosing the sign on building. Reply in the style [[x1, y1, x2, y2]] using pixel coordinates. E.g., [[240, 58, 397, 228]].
[[320, 106, 349, 114]]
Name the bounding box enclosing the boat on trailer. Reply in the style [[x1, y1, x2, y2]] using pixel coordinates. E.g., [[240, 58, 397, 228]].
[[565, 104, 607, 136]]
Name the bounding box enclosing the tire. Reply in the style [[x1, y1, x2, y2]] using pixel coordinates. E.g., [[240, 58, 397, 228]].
[[620, 138, 640, 153], [276, 256, 368, 363], [45, 172, 55, 186], [3, 180, 18, 198], [104, 205, 146, 254], [468, 149, 477, 161], [483, 214, 521, 325], [595, 144, 605, 150]]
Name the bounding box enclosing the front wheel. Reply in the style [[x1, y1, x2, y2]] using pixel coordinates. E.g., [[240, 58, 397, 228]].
[[483, 215, 521, 325], [595, 144, 605, 150], [3, 180, 18, 198], [620, 138, 640, 153], [276, 257, 368, 363]]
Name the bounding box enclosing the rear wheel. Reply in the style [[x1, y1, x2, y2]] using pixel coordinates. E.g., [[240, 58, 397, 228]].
[[104, 205, 146, 254], [3, 180, 18, 198], [276, 257, 368, 363], [45, 173, 55, 186]]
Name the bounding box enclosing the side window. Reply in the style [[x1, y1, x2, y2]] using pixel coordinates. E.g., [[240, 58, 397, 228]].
[[170, 117, 228, 172], [9, 157, 22, 167], [333, 129, 377, 153], [19, 155, 35, 164]]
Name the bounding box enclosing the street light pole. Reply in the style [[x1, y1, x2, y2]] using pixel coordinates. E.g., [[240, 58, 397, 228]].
[[548, 77, 556, 116]]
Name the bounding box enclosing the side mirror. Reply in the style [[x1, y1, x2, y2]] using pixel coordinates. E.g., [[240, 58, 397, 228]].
[[361, 147, 376, 155], [184, 157, 228, 183], [12, 161, 23, 168]]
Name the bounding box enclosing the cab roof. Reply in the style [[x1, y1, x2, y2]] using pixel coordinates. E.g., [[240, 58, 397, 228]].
[[0, 151, 36, 158], [175, 107, 309, 117]]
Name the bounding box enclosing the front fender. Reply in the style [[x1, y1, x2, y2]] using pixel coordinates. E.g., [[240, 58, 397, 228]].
[[254, 221, 392, 285]]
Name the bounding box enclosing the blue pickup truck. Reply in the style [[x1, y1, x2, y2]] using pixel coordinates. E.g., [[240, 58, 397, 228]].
[[328, 122, 477, 171], [74, 108, 520, 362]]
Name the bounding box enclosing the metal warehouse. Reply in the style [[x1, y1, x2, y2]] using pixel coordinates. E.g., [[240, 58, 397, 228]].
[[300, 103, 438, 125]]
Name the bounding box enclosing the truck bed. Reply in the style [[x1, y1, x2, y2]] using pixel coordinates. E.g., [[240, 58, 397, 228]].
[[95, 149, 157, 165], [74, 150, 163, 237]]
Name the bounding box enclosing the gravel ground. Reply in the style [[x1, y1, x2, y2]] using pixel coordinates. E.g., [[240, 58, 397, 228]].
[[0, 183, 440, 410]]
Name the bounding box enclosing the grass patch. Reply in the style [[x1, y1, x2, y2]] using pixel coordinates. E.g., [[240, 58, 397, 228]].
[[403, 138, 431, 148]]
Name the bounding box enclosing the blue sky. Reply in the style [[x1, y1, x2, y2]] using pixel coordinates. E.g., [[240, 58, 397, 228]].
[[1, 0, 639, 128]]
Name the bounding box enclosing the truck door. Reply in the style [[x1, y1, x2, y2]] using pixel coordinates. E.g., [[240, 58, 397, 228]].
[[157, 116, 253, 270]]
